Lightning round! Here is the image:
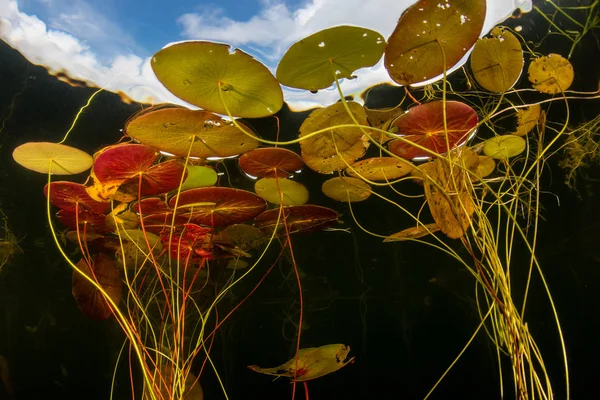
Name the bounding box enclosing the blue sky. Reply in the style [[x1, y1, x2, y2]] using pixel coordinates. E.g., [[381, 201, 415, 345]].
[[1, 0, 533, 108]]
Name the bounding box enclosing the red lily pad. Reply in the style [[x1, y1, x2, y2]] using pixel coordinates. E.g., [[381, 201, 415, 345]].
[[44, 181, 110, 214], [72, 253, 122, 320], [131, 197, 170, 215], [56, 209, 110, 233], [239, 147, 304, 178], [253, 205, 339, 234], [388, 101, 478, 160], [161, 223, 214, 261], [170, 187, 267, 228]]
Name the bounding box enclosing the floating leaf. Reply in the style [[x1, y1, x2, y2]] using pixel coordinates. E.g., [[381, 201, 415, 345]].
[[255, 178, 309, 205], [180, 165, 218, 191], [57, 209, 110, 234], [473, 155, 496, 178], [384, 0, 486, 86], [470, 27, 523, 92], [483, 135, 526, 159], [384, 222, 440, 242], [72, 254, 122, 320], [152, 41, 283, 118], [254, 205, 339, 234], [528, 53, 574, 94], [346, 157, 413, 181], [217, 224, 266, 251], [299, 102, 368, 158], [126, 108, 259, 158], [239, 147, 304, 178], [248, 344, 354, 382], [171, 187, 267, 227], [322, 177, 371, 202], [44, 181, 110, 214], [277, 26, 386, 91], [365, 103, 404, 132], [388, 101, 478, 160], [12, 142, 92, 175], [302, 135, 369, 175], [421, 157, 475, 239], [513, 104, 541, 136]]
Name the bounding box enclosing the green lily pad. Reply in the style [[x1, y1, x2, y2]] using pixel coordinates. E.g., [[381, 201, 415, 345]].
[[181, 165, 218, 191], [151, 41, 283, 118], [470, 27, 524, 93], [276, 26, 386, 91], [384, 0, 486, 86], [254, 178, 309, 205]]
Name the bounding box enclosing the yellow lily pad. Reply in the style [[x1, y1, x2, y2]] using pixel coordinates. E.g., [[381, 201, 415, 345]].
[[299, 102, 368, 158], [12, 142, 93, 175], [470, 27, 523, 92], [384, 0, 486, 86], [421, 157, 475, 239], [346, 157, 413, 181], [125, 107, 259, 158], [254, 178, 309, 206], [528, 53, 574, 94], [483, 135, 526, 159], [248, 343, 354, 382], [151, 41, 283, 118], [322, 177, 371, 202], [514, 104, 541, 136], [302, 135, 370, 175], [276, 26, 386, 91]]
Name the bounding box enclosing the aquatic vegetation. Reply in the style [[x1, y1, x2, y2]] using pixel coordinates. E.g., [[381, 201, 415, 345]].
[[9, 0, 600, 399]]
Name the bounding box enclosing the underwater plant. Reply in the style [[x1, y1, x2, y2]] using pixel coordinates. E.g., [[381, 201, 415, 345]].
[[8, 0, 600, 399]]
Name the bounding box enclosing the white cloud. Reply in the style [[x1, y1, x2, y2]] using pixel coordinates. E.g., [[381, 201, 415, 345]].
[[0, 0, 533, 111]]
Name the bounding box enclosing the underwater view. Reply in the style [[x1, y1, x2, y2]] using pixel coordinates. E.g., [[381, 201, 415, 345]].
[[1, 0, 600, 399]]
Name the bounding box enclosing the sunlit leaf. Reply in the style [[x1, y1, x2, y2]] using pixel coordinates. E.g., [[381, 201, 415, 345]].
[[528, 53, 574, 94], [384, 0, 486, 86], [470, 27, 523, 92], [421, 157, 475, 239], [299, 102, 368, 157], [12, 142, 93, 175], [44, 181, 110, 214], [276, 26, 386, 91], [152, 41, 283, 118], [126, 107, 259, 158], [255, 178, 309, 205], [346, 157, 413, 181], [483, 135, 526, 159], [248, 344, 354, 382], [321, 177, 371, 202], [302, 135, 369, 175], [513, 104, 541, 136]]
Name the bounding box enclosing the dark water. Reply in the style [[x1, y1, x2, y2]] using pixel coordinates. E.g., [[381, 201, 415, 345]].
[[1, 2, 599, 399]]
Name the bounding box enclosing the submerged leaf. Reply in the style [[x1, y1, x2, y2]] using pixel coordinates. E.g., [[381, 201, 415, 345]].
[[321, 177, 371, 202], [248, 344, 354, 382], [483, 135, 526, 159], [513, 104, 541, 136]]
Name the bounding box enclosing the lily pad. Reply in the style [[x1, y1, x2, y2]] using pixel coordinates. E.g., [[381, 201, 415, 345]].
[[388, 101, 478, 160], [254, 178, 309, 205], [528, 53, 574, 94], [421, 157, 475, 239], [13, 142, 93, 175], [514, 104, 541, 136], [302, 135, 369, 175], [384, 222, 440, 242], [470, 27, 524, 93], [126, 107, 259, 159], [254, 205, 339, 234], [483, 135, 526, 159], [44, 181, 110, 214], [346, 157, 413, 181], [248, 343, 354, 382], [384, 0, 486, 86], [299, 102, 368, 158], [321, 177, 371, 202], [239, 147, 304, 178], [151, 41, 283, 118], [180, 165, 218, 191], [276, 26, 386, 91]]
